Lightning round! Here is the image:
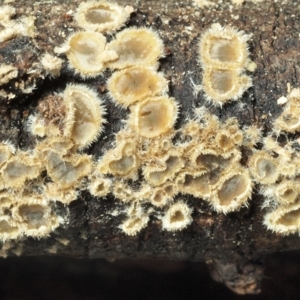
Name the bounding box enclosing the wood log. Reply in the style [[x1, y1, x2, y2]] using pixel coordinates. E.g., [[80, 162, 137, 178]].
[[0, 0, 299, 294]]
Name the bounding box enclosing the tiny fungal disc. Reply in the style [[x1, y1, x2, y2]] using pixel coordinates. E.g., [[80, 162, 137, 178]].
[[264, 203, 300, 235], [121, 215, 149, 236], [275, 181, 298, 205], [106, 27, 164, 69], [199, 23, 250, 69], [249, 152, 279, 184], [75, 1, 131, 33], [131, 97, 178, 138], [202, 68, 252, 105], [107, 66, 168, 108], [64, 84, 106, 149], [66, 31, 106, 77], [212, 170, 252, 213], [162, 202, 192, 232]]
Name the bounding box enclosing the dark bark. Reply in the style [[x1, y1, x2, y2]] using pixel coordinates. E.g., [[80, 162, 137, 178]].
[[0, 0, 300, 294]]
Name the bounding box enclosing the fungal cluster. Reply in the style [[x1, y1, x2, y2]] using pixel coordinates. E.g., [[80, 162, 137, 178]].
[[198, 23, 253, 105], [1, 0, 300, 245]]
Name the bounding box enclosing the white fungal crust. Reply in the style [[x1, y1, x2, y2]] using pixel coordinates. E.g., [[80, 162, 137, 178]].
[[107, 66, 168, 108], [106, 27, 165, 70], [63, 31, 107, 78], [199, 23, 251, 70], [63, 84, 106, 149], [264, 203, 300, 235], [75, 1, 132, 34], [129, 96, 178, 138], [211, 169, 252, 213], [162, 201, 193, 231]]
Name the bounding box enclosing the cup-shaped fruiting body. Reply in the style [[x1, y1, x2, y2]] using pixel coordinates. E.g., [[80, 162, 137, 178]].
[[88, 174, 112, 198], [120, 214, 149, 236], [41, 53, 63, 78], [64, 84, 106, 149], [144, 154, 183, 186], [242, 125, 262, 148], [98, 141, 139, 179], [107, 66, 168, 108], [130, 96, 178, 138], [13, 200, 60, 238], [275, 181, 299, 205], [162, 201, 192, 231], [75, 1, 132, 34], [249, 151, 279, 184], [211, 169, 252, 213], [46, 152, 92, 189], [0, 142, 15, 169], [176, 170, 211, 199], [0, 216, 20, 242], [150, 184, 176, 207], [1, 152, 41, 188], [264, 203, 300, 235], [62, 31, 107, 78], [202, 68, 252, 105], [199, 23, 251, 70], [106, 27, 164, 70]]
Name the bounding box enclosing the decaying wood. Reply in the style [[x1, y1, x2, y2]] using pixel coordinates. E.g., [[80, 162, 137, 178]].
[[0, 0, 299, 294]]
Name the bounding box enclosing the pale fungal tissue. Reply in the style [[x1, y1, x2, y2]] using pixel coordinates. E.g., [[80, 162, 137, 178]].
[[199, 23, 252, 105], [1, 0, 300, 246]]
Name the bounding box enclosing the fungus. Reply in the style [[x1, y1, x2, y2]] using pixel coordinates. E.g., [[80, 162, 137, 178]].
[[107, 66, 168, 108], [99, 141, 138, 179], [41, 53, 63, 77], [13, 201, 60, 238], [75, 1, 132, 33], [0, 64, 18, 86], [120, 214, 149, 236], [130, 96, 178, 138], [0, 216, 20, 242], [63, 84, 106, 149], [176, 171, 211, 198], [46, 152, 92, 189], [211, 169, 252, 213], [275, 181, 298, 205], [88, 174, 112, 198], [199, 23, 251, 70], [264, 203, 300, 235], [60, 31, 108, 78], [0, 142, 15, 169], [249, 152, 279, 184], [106, 27, 165, 69], [202, 68, 252, 105], [162, 201, 193, 231], [1, 153, 41, 188], [150, 184, 176, 207], [144, 154, 183, 186]]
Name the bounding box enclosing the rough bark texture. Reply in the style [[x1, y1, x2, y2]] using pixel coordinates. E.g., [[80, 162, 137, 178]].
[[0, 0, 299, 294]]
